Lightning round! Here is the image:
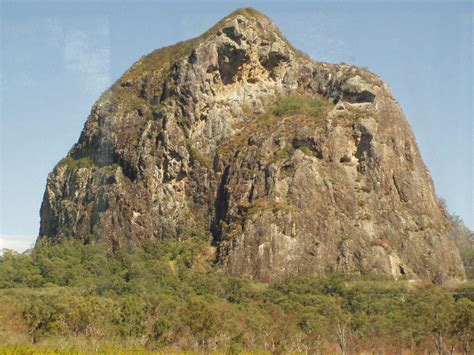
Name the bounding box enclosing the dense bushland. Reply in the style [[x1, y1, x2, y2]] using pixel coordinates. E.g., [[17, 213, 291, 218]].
[[0, 237, 473, 354]]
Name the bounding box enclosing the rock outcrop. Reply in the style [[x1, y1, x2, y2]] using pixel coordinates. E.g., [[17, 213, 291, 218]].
[[38, 8, 465, 283]]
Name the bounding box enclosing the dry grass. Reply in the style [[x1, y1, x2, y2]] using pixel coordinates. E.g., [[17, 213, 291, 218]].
[[271, 95, 334, 117], [61, 156, 94, 170]]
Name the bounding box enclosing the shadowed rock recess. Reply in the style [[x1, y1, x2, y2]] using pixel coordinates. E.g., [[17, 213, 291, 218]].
[[39, 8, 464, 283]]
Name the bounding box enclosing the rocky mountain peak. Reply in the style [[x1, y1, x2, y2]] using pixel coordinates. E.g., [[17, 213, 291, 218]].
[[120, 7, 297, 91], [39, 8, 464, 283]]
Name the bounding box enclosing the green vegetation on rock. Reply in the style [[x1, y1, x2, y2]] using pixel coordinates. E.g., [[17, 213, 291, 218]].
[[275, 144, 295, 161], [271, 95, 334, 118], [62, 156, 94, 170]]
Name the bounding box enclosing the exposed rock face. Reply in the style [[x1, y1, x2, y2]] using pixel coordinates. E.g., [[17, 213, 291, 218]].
[[39, 8, 465, 283]]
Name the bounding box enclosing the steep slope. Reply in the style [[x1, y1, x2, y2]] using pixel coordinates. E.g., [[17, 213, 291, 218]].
[[39, 8, 465, 283]]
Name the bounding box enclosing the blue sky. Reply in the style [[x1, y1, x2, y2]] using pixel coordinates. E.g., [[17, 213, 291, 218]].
[[0, 0, 472, 251]]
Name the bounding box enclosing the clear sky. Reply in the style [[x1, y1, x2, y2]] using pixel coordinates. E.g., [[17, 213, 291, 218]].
[[1, 0, 472, 251]]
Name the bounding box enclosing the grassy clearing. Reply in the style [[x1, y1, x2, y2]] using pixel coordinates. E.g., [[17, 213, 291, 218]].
[[271, 95, 334, 118], [62, 156, 94, 170]]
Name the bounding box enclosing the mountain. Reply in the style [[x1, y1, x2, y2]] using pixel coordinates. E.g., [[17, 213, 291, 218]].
[[38, 8, 464, 283]]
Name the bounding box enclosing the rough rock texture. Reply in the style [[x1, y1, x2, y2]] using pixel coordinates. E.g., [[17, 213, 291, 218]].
[[39, 8, 465, 283]]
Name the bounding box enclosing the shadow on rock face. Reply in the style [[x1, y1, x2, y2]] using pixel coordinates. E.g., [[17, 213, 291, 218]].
[[217, 43, 249, 84], [343, 89, 376, 103]]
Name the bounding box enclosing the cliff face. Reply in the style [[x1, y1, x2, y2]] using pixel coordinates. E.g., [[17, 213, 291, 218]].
[[39, 8, 465, 283]]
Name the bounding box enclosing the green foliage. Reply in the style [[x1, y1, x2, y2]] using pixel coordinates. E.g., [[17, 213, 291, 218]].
[[275, 144, 295, 161], [298, 144, 314, 157], [0, 251, 42, 288], [453, 297, 474, 353], [0, 239, 473, 353], [271, 95, 334, 118], [22, 294, 69, 343], [62, 156, 94, 170]]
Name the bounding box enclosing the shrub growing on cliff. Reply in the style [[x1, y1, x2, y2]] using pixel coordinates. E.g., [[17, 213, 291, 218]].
[[62, 156, 94, 170], [271, 95, 333, 118]]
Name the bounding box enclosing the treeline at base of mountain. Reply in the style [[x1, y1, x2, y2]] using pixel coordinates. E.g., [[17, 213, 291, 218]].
[[1, 219, 473, 355]]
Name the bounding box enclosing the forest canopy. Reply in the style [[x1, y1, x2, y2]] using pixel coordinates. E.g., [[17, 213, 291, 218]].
[[1, 235, 473, 354]]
